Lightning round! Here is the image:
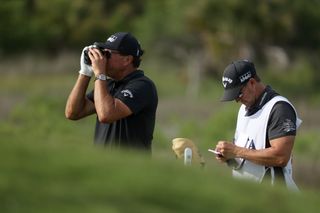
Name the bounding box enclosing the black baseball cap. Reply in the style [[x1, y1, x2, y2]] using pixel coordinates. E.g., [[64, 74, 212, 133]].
[[221, 60, 256, 101], [99, 32, 143, 57]]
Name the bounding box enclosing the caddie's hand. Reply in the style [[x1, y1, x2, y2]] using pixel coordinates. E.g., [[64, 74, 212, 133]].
[[88, 48, 107, 76], [216, 141, 237, 160], [79, 46, 94, 77], [214, 151, 227, 163]]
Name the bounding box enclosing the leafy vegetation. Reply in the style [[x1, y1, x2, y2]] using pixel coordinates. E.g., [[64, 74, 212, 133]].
[[1, 0, 320, 94]]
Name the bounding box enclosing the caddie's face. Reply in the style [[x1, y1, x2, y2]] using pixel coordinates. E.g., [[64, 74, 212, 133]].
[[236, 79, 256, 107]]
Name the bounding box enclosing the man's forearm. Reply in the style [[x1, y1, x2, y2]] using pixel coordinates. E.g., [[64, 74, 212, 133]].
[[65, 74, 91, 119], [217, 137, 294, 167], [235, 147, 283, 167], [234, 144, 292, 167], [93, 80, 116, 123]]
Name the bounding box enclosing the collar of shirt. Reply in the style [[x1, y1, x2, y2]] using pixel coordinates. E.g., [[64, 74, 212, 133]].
[[109, 70, 144, 93], [117, 70, 144, 84], [245, 85, 279, 116]]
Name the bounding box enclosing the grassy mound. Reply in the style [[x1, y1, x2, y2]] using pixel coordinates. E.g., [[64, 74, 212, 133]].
[[0, 139, 319, 213]]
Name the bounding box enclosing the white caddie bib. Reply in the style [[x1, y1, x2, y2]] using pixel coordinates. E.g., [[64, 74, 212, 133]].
[[232, 96, 301, 191]]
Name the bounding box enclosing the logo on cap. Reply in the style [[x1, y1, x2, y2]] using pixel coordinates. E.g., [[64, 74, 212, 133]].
[[222, 77, 233, 88], [107, 35, 117, 43], [239, 71, 252, 83]]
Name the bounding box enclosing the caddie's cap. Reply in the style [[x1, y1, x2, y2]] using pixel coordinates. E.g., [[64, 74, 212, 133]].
[[100, 32, 143, 57], [221, 59, 256, 101]]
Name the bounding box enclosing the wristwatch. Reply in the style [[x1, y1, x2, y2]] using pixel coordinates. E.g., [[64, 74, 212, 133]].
[[95, 73, 107, 81]]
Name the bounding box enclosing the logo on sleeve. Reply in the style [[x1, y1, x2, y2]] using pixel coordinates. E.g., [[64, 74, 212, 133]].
[[121, 89, 133, 98], [281, 119, 296, 132]]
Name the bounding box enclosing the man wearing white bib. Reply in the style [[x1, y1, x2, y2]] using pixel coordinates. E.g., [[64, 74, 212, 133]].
[[214, 60, 302, 191]]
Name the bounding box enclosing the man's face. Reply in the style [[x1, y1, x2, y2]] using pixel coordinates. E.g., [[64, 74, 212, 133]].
[[104, 49, 130, 76], [235, 79, 256, 107]]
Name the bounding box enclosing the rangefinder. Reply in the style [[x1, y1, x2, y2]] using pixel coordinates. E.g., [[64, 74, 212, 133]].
[[84, 42, 111, 65]]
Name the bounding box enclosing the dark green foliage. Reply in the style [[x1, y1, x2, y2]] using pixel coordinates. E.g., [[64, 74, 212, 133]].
[[1, 0, 320, 54], [1, 0, 320, 92]]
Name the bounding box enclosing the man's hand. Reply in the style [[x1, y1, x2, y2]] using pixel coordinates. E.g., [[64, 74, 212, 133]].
[[215, 141, 239, 160], [79, 46, 94, 77], [88, 48, 108, 76]]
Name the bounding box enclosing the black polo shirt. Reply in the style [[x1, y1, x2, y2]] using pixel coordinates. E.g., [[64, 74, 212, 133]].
[[87, 70, 158, 151]]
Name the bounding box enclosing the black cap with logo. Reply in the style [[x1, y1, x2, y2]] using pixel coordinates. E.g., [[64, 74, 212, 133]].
[[99, 32, 143, 57], [221, 60, 256, 101]]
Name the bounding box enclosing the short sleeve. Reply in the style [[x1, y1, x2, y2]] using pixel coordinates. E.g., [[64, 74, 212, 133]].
[[115, 79, 157, 114], [267, 101, 297, 140]]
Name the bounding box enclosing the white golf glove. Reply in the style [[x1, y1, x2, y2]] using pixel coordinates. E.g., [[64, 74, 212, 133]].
[[172, 138, 206, 167], [79, 46, 93, 77]]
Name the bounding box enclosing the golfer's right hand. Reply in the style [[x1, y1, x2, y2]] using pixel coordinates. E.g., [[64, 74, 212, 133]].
[[79, 46, 93, 77]]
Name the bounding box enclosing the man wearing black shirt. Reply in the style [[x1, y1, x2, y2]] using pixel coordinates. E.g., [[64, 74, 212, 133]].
[[65, 32, 158, 151], [213, 60, 301, 190]]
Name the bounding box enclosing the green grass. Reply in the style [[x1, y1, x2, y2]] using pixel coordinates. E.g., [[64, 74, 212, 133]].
[[1, 137, 320, 213]]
